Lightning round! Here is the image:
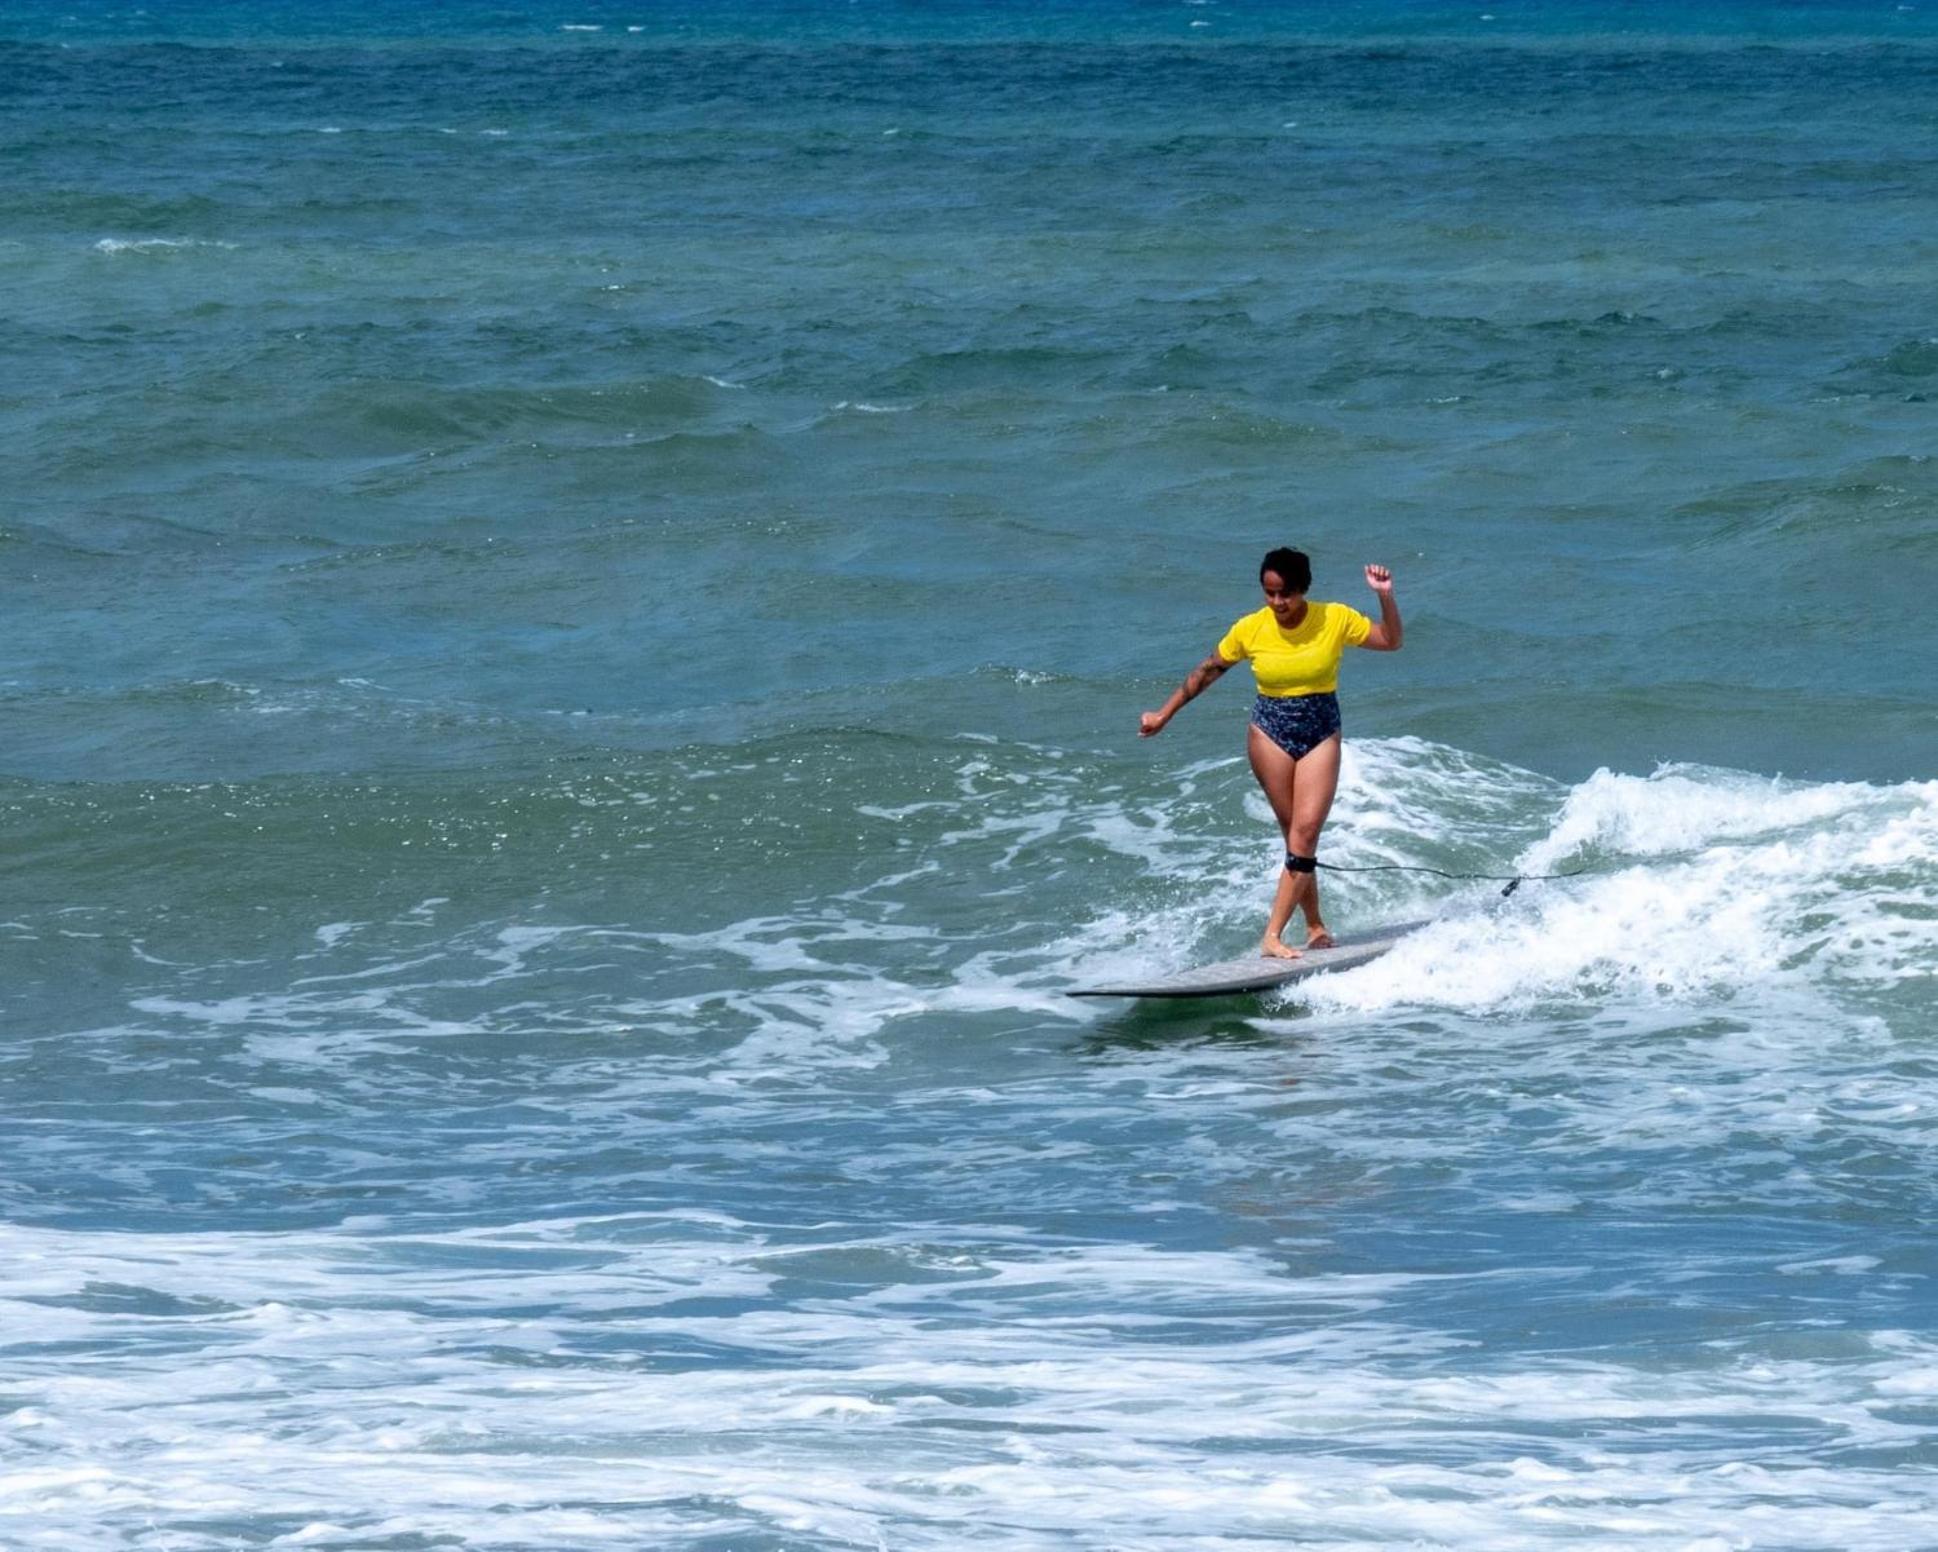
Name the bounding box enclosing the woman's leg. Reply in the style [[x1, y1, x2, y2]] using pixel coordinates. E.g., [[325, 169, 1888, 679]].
[[1287, 734, 1342, 947], [1247, 725, 1305, 958]]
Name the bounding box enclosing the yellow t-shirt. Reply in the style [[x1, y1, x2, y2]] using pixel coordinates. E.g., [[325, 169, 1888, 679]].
[[1217, 601, 1372, 696]]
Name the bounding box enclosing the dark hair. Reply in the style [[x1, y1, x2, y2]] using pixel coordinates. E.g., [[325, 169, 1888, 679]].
[[1260, 547, 1311, 594]]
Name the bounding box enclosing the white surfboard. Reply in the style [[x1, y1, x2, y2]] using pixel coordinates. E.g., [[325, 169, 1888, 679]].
[[1067, 920, 1429, 1000]]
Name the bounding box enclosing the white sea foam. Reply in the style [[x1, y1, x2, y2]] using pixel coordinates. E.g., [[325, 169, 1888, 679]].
[[92, 237, 238, 255], [1296, 764, 1938, 1017], [3, 1217, 1934, 1549]]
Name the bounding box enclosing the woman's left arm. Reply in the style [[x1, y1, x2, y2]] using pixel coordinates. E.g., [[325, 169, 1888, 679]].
[[1359, 564, 1402, 651]]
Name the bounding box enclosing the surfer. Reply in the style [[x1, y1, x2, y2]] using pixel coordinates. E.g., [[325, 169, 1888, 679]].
[[1140, 549, 1402, 959]]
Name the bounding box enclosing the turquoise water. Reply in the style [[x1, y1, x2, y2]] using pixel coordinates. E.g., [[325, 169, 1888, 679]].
[[4, 4, 1937, 1546]]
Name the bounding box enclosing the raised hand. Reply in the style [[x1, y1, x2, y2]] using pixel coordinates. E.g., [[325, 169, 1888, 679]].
[[1364, 563, 1394, 595]]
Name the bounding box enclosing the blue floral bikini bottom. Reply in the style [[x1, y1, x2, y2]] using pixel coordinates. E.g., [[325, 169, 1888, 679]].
[[1251, 692, 1342, 759]]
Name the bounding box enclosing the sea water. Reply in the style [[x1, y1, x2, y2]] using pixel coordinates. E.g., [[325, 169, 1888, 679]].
[[3, 2, 1936, 1546]]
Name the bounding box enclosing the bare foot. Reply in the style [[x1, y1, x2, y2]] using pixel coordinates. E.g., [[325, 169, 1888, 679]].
[[1305, 925, 1335, 950], [1261, 936, 1304, 960]]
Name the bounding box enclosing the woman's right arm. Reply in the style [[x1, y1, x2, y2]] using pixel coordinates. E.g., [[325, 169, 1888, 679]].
[[1140, 653, 1232, 737]]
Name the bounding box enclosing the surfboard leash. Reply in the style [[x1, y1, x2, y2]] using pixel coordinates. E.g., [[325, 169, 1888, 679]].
[[1313, 860, 1594, 898]]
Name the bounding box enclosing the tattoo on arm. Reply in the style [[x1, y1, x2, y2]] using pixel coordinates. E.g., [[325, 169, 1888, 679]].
[[1185, 656, 1228, 698]]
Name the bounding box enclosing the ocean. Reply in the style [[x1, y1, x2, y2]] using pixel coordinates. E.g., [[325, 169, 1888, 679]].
[[3, 2, 1936, 1546]]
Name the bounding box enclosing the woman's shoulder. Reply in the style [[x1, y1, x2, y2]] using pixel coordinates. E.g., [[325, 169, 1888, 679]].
[[1316, 599, 1373, 643]]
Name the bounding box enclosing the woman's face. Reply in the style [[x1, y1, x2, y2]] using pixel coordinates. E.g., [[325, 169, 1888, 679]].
[[1261, 570, 1305, 622]]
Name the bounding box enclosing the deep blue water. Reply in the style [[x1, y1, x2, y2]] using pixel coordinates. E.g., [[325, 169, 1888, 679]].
[[2, 4, 1935, 1547]]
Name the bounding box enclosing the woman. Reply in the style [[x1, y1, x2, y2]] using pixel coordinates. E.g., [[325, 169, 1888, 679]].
[[1140, 548, 1402, 959]]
